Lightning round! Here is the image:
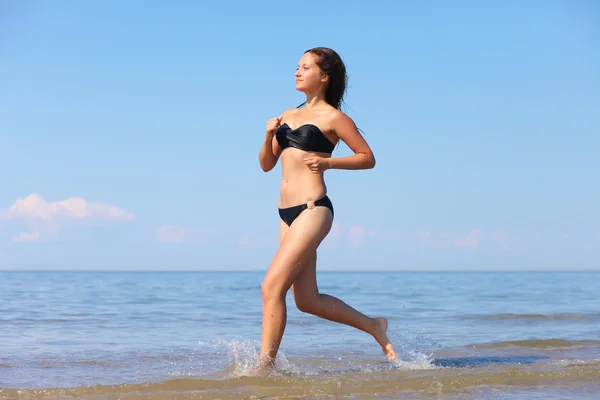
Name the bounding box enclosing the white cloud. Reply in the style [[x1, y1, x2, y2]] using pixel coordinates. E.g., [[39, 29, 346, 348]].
[[320, 222, 377, 249], [156, 224, 188, 243], [1, 193, 134, 243], [12, 231, 41, 243], [454, 230, 482, 249], [417, 232, 432, 239], [493, 230, 510, 250], [1, 193, 134, 221], [348, 225, 366, 248], [371, 230, 401, 240]]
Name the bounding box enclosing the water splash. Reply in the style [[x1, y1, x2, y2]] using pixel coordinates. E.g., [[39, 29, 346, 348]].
[[190, 326, 440, 378], [391, 350, 437, 370], [386, 326, 439, 370], [194, 337, 300, 377]]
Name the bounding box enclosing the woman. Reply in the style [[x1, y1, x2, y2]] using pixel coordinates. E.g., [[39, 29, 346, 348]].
[[257, 47, 397, 372]]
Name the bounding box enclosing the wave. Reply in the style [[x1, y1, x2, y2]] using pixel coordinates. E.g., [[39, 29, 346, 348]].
[[2, 360, 599, 400], [461, 312, 600, 321], [470, 338, 600, 350], [3, 336, 600, 399]]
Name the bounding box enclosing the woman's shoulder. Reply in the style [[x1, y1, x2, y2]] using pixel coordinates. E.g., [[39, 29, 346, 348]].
[[326, 108, 355, 127], [279, 107, 299, 123]]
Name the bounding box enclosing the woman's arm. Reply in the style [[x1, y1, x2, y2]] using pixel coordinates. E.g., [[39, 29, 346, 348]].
[[259, 109, 294, 172], [259, 133, 281, 172], [326, 111, 376, 170]]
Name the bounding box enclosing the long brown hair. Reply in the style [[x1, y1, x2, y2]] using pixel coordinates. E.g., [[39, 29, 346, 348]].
[[298, 47, 348, 111]]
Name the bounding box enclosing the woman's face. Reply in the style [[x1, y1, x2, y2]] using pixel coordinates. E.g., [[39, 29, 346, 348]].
[[295, 52, 327, 93]]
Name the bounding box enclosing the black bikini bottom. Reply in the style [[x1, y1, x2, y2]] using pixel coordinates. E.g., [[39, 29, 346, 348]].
[[278, 196, 334, 227]]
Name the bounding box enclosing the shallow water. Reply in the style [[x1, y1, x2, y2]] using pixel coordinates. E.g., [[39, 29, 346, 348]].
[[1, 270, 599, 399]]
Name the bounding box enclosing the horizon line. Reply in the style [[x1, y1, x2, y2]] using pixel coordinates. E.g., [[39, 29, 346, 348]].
[[0, 268, 598, 273]]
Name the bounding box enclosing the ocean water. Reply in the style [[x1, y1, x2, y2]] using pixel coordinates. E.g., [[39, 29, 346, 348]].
[[1, 270, 599, 399]]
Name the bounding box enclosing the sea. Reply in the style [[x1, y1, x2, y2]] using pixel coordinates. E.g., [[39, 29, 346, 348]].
[[1, 270, 599, 399]]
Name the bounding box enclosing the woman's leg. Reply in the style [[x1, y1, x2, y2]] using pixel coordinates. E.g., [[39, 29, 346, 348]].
[[291, 253, 397, 361], [258, 207, 333, 368]]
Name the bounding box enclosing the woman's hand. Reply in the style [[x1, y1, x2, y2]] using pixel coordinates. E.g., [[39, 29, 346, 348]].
[[265, 116, 282, 139], [304, 156, 330, 173]]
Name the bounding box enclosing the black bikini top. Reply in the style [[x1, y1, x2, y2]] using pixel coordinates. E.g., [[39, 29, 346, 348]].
[[276, 123, 335, 154]]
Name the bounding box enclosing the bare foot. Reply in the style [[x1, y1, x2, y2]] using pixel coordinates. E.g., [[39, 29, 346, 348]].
[[372, 317, 397, 362], [248, 356, 275, 377], [248, 364, 272, 377]]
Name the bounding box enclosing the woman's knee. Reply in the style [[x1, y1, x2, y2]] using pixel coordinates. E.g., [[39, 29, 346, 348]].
[[261, 276, 287, 303], [294, 293, 320, 314]]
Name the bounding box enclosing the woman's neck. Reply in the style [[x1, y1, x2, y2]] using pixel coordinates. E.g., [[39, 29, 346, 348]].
[[303, 92, 327, 110]]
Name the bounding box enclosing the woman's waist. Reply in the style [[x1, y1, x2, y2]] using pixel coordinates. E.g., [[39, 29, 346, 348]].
[[278, 181, 328, 208], [280, 166, 326, 184]]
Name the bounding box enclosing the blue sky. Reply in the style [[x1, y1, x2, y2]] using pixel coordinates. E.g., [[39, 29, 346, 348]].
[[1, 0, 598, 270]]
